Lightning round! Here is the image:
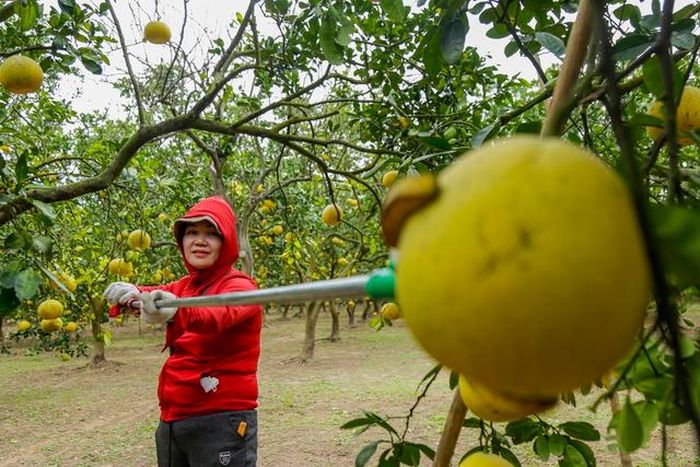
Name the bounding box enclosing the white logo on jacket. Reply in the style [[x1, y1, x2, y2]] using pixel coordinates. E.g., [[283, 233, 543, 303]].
[[219, 450, 231, 465], [200, 376, 219, 393]]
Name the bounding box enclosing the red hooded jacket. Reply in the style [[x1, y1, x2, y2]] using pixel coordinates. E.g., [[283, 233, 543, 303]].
[[113, 196, 262, 422]]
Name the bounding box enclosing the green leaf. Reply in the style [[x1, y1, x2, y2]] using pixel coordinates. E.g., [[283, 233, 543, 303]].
[[336, 18, 353, 47], [14, 269, 40, 300], [558, 444, 587, 467], [58, 0, 76, 14], [533, 434, 550, 461], [449, 370, 459, 390], [0, 287, 20, 315], [29, 199, 57, 222], [419, 364, 441, 387], [535, 32, 565, 59], [505, 418, 541, 444], [463, 417, 482, 428], [80, 56, 103, 74], [558, 422, 600, 441], [380, 0, 407, 23], [679, 335, 697, 358], [498, 447, 521, 467], [15, 151, 28, 185], [642, 56, 683, 100], [628, 113, 663, 127], [617, 398, 643, 453], [470, 122, 497, 148], [5, 231, 27, 249], [414, 443, 435, 460], [548, 433, 566, 456], [422, 27, 445, 76], [440, 18, 467, 64], [16, 0, 38, 30], [567, 439, 596, 467], [398, 442, 420, 465], [31, 235, 52, 253], [650, 205, 700, 287], [612, 34, 654, 61], [355, 440, 381, 467], [341, 417, 372, 430], [319, 15, 343, 66], [671, 30, 695, 50]]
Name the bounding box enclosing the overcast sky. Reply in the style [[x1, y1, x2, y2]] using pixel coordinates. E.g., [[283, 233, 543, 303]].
[[58, 0, 696, 116]]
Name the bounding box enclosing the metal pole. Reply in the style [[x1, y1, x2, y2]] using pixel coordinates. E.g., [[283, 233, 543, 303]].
[[130, 275, 371, 309]]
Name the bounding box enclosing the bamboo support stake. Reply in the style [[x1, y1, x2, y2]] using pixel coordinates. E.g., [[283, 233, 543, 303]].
[[541, 0, 594, 137], [432, 389, 468, 467]]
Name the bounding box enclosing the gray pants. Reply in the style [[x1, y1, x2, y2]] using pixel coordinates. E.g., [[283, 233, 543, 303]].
[[156, 410, 257, 467]]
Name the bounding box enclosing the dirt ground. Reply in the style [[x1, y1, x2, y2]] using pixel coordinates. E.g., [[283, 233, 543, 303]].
[[0, 310, 697, 467]]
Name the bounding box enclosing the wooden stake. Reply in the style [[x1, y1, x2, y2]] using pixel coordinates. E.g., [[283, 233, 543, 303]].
[[433, 388, 468, 467], [541, 0, 594, 137]]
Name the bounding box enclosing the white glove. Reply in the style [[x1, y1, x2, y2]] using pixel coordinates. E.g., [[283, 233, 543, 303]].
[[104, 282, 139, 305], [139, 290, 178, 325]]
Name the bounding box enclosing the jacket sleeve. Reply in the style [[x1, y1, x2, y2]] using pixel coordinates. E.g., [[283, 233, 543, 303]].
[[179, 278, 261, 334]]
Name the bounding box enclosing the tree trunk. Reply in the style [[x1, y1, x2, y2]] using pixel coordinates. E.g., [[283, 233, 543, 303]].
[[346, 301, 356, 327], [281, 304, 290, 319], [299, 301, 320, 362], [329, 300, 340, 342], [237, 216, 253, 275], [362, 298, 378, 322], [0, 317, 5, 352], [90, 295, 107, 365]]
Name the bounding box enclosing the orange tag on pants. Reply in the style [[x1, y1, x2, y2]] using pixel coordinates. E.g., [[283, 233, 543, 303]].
[[237, 421, 247, 437]]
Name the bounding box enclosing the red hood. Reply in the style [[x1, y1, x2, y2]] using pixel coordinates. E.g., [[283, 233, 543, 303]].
[[174, 196, 239, 286]]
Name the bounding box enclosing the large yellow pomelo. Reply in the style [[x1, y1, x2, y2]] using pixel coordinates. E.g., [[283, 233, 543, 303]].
[[321, 204, 342, 226], [0, 55, 43, 94], [37, 299, 64, 319], [647, 85, 700, 146], [380, 302, 400, 321], [397, 136, 651, 397], [459, 452, 512, 467], [144, 20, 171, 44], [40, 317, 63, 333], [17, 320, 31, 332], [127, 229, 151, 251], [458, 375, 555, 422], [108, 258, 133, 277]]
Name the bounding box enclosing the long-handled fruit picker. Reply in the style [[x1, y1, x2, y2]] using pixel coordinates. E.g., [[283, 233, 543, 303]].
[[128, 266, 396, 310]]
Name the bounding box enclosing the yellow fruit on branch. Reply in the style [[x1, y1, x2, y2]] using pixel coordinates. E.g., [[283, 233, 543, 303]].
[[108, 258, 133, 277], [347, 300, 356, 311], [380, 302, 400, 320], [63, 321, 78, 333], [394, 136, 651, 398], [144, 20, 172, 44], [284, 232, 293, 242], [397, 116, 410, 129], [459, 452, 513, 467], [40, 317, 63, 333], [346, 198, 359, 208], [646, 85, 700, 146], [17, 320, 31, 332], [0, 55, 44, 94], [337, 257, 349, 267], [321, 204, 342, 226], [331, 237, 345, 246], [37, 299, 64, 319], [158, 212, 169, 222], [458, 375, 556, 422], [127, 229, 152, 251], [271, 225, 284, 235], [256, 184, 265, 194], [382, 170, 399, 188]]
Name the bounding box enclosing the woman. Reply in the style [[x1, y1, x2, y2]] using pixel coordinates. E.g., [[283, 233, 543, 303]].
[[104, 196, 262, 467]]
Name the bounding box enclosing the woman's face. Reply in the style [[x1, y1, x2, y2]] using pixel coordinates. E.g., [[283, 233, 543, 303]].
[[182, 221, 223, 270]]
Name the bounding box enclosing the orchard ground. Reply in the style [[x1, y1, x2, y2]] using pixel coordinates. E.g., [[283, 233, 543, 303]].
[[0, 308, 698, 467]]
